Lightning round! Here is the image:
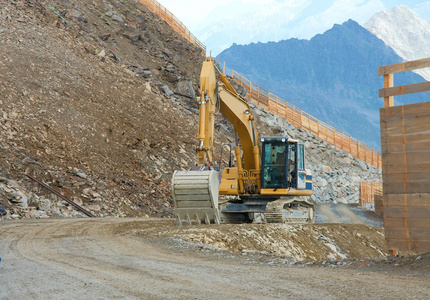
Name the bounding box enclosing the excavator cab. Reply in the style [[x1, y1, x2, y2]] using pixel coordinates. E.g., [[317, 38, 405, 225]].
[[260, 137, 307, 190]]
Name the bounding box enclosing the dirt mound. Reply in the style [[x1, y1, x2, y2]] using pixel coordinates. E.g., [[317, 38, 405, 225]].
[[0, 0, 206, 218], [131, 219, 385, 261]]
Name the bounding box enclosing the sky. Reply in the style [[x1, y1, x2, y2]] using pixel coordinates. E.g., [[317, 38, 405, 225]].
[[159, 0, 430, 55]]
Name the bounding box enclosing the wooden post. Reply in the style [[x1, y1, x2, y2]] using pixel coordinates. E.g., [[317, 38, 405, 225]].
[[349, 137, 351, 154], [300, 110, 303, 128], [257, 86, 260, 103], [357, 142, 359, 160], [384, 74, 394, 107], [332, 130, 335, 146], [317, 120, 320, 138]]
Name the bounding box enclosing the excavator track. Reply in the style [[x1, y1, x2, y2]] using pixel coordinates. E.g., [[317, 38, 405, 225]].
[[171, 170, 220, 225], [265, 198, 315, 224]]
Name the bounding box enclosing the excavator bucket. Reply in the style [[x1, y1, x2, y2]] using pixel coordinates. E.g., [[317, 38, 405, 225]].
[[171, 170, 220, 225]]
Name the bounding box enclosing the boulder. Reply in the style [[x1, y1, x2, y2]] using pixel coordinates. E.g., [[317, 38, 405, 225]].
[[161, 85, 174, 96], [175, 80, 196, 99], [359, 161, 368, 171], [65, 9, 82, 20]]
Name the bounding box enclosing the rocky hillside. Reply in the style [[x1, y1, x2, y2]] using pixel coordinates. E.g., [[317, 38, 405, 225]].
[[0, 0, 380, 220], [0, 0, 204, 219], [365, 5, 430, 80]]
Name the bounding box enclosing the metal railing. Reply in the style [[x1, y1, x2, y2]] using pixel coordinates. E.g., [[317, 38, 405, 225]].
[[231, 70, 382, 168], [26, 174, 94, 217]]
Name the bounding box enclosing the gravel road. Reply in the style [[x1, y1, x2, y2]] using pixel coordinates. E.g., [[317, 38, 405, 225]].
[[1, 218, 429, 299]]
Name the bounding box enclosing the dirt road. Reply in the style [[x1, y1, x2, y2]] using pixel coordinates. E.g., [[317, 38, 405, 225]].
[[1, 218, 429, 299], [315, 203, 382, 226]]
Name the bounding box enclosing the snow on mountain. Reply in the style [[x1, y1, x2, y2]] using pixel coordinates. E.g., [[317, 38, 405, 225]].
[[364, 5, 430, 80]]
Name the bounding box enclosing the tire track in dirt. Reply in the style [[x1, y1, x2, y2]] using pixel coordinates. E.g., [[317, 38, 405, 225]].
[[316, 204, 377, 226], [1, 218, 429, 299]]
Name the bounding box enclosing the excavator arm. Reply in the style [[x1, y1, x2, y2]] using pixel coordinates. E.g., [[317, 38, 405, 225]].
[[196, 58, 260, 174]]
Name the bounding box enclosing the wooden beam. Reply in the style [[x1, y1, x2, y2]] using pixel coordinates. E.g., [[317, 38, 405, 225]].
[[388, 249, 399, 256], [385, 227, 430, 240], [379, 81, 430, 98], [383, 74, 394, 107], [384, 217, 430, 228], [386, 238, 430, 252], [384, 206, 430, 218], [378, 57, 430, 75]]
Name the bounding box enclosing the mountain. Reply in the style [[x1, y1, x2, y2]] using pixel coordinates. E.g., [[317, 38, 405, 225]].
[[364, 5, 430, 80], [216, 19, 430, 151]]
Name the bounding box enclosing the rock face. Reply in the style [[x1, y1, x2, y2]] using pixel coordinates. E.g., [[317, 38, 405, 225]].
[[364, 5, 430, 80]]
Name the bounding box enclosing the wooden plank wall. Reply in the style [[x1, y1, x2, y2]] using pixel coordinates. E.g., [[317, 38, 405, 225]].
[[374, 189, 384, 217], [380, 101, 430, 252], [359, 181, 382, 206]]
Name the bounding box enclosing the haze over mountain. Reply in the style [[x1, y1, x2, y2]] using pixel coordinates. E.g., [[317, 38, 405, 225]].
[[364, 5, 430, 80], [216, 18, 430, 151], [162, 0, 430, 56]]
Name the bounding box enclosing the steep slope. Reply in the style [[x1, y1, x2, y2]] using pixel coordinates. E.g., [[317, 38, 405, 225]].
[[365, 5, 430, 80], [217, 20, 430, 150], [0, 0, 204, 218]]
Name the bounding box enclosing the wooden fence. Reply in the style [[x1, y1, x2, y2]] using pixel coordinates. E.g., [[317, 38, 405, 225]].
[[231, 70, 382, 168], [139, 0, 206, 55], [379, 57, 430, 253], [359, 181, 382, 206]]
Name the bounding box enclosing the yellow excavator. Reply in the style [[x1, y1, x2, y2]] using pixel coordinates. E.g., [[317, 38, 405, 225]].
[[172, 58, 315, 225]]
